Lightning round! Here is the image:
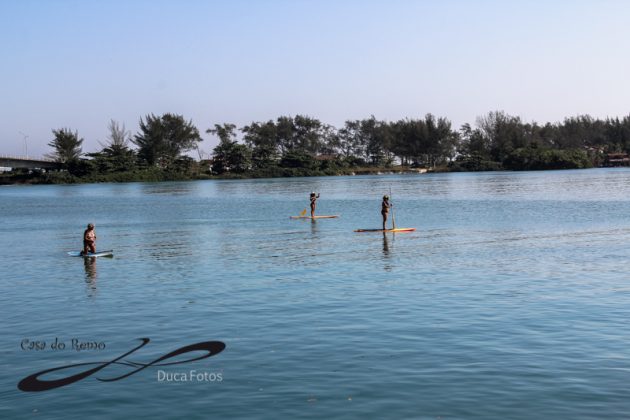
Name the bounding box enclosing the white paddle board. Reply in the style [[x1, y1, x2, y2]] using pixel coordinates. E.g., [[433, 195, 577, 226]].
[[67, 250, 114, 258]]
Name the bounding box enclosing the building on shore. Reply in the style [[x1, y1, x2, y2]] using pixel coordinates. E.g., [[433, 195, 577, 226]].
[[604, 153, 630, 167]]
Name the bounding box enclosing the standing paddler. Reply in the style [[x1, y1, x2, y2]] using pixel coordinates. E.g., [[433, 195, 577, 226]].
[[310, 192, 320, 218], [381, 195, 392, 230]]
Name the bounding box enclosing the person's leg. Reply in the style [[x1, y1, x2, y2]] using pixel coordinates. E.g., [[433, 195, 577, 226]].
[[382, 212, 387, 230], [311, 204, 315, 218]]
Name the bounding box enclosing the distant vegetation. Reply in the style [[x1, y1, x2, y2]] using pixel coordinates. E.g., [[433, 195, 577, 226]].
[[6, 111, 630, 184]]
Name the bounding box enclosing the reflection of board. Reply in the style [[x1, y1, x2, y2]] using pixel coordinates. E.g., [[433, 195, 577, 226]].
[[67, 250, 114, 257], [354, 228, 416, 233], [290, 215, 339, 219]]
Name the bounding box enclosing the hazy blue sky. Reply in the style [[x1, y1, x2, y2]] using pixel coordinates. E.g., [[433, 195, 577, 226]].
[[1, 0, 629, 157]]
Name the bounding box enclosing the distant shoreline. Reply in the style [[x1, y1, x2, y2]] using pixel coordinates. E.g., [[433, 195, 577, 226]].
[[2, 164, 625, 186], [0, 165, 432, 185]]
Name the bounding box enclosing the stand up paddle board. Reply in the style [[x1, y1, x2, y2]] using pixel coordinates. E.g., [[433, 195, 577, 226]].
[[67, 250, 114, 257], [290, 215, 339, 219], [354, 228, 416, 233]]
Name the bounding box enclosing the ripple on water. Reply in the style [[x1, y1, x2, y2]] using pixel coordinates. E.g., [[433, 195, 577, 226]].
[[2, 169, 630, 418]]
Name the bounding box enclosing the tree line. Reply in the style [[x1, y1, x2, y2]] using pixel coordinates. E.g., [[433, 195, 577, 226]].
[[42, 111, 630, 182]]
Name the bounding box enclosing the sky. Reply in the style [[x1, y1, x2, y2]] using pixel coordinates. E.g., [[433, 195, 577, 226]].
[[1, 0, 629, 158]]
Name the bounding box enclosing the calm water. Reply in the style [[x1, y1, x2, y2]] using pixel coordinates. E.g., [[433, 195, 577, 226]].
[[2, 169, 630, 419]]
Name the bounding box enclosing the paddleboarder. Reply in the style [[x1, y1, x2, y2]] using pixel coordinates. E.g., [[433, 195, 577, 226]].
[[381, 195, 392, 230], [81, 223, 97, 256], [310, 192, 320, 218]]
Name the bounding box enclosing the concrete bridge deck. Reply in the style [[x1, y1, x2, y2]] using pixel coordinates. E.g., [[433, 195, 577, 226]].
[[0, 155, 61, 170]]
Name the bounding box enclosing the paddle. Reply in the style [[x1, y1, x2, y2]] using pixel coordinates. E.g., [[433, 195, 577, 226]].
[[299, 208, 307, 217], [390, 186, 396, 230]]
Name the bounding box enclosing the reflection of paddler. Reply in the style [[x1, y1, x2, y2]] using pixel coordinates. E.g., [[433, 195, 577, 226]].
[[381, 195, 392, 230], [382, 232, 390, 256], [310, 217, 318, 234], [310, 192, 320, 217], [83, 256, 97, 280]]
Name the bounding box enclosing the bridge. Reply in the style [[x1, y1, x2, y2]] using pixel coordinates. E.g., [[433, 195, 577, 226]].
[[0, 155, 61, 170]]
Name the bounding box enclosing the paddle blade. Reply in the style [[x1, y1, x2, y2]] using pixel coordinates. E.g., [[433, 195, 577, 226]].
[[300, 209, 307, 216]]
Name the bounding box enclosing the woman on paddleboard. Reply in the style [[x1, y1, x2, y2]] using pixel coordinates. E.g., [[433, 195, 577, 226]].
[[81, 223, 97, 256], [310, 192, 320, 218], [381, 195, 392, 230]]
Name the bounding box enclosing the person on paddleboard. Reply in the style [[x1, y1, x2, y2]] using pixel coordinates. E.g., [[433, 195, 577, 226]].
[[310, 192, 320, 217], [381, 195, 392, 230], [81, 223, 96, 256]]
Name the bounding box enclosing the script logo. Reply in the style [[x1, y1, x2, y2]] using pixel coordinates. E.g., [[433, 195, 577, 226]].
[[18, 338, 225, 392]]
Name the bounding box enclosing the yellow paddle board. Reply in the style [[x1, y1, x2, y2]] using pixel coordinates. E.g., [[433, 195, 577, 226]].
[[290, 215, 339, 219], [354, 228, 415, 233]]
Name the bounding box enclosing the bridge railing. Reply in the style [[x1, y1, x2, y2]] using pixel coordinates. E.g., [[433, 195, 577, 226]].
[[0, 155, 56, 162]]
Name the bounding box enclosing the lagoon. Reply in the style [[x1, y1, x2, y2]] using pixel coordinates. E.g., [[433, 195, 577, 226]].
[[2, 169, 630, 418]]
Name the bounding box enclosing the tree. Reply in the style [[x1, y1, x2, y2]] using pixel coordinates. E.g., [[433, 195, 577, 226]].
[[48, 128, 83, 164], [207, 123, 237, 144], [279, 150, 318, 170], [338, 120, 365, 162], [425, 114, 458, 166], [210, 142, 252, 174], [505, 144, 592, 170], [392, 118, 428, 166], [476, 111, 528, 163], [207, 123, 251, 173], [89, 120, 137, 172], [361, 116, 386, 165], [459, 123, 488, 157], [292, 115, 324, 155], [556, 115, 606, 149], [242, 121, 280, 169], [276, 116, 295, 154], [319, 124, 341, 156], [102, 119, 131, 150], [133, 113, 202, 167]]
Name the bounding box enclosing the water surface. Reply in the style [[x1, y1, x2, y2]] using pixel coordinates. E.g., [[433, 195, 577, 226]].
[[2, 169, 630, 419]]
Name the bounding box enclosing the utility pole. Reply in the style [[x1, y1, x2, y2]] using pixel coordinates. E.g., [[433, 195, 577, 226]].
[[19, 131, 29, 158]]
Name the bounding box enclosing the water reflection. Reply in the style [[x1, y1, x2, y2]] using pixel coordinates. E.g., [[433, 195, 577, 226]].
[[214, 177, 330, 199], [310, 219, 318, 234], [410, 173, 453, 197], [83, 257, 97, 297], [141, 182, 198, 196], [146, 229, 195, 259], [382, 233, 393, 272], [382, 232, 390, 257]]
